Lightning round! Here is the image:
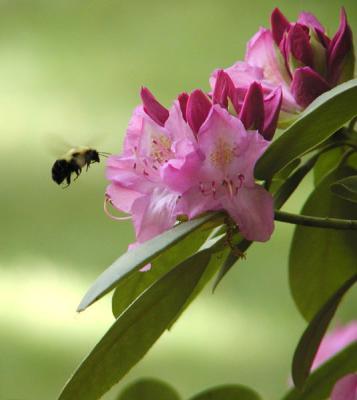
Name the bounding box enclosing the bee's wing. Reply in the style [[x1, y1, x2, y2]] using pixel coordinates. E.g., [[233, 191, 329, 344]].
[[44, 131, 112, 158], [43, 132, 76, 157]]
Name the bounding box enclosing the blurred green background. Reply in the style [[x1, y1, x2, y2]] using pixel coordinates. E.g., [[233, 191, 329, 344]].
[[0, 0, 356, 399]]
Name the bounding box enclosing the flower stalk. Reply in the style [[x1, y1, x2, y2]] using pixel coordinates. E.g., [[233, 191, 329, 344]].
[[275, 210, 357, 230]]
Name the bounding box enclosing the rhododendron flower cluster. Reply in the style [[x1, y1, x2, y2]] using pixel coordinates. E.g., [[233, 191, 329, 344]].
[[106, 84, 276, 244], [106, 7, 354, 248], [312, 322, 357, 400], [220, 8, 354, 120]]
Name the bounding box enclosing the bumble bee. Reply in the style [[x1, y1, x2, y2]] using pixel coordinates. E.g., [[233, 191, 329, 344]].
[[51, 146, 104, 186]]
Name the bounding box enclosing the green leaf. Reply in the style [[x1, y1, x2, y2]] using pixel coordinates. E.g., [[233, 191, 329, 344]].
[[289, 169, 357, 316], [289, 166, 357, 321], [255, 79, 357, 180], [212, 239, 252, 292], [292, 274, 357, 388], [273, 156, 317, 209], [58, 250, 212, 400], [331, 175, 357, 203], [78, 212, 223, 311], [168, 242, 229, 330], [188, 385, 262, 400], [117, 378, 181, 400], [313, 147, 344, 186], [112, 223, 215, 318], [269, 158, 301, 193], [282, 342, 357, 400]]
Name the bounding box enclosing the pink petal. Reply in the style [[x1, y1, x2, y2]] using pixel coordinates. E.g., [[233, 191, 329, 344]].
[[327, 8, 354, 85], [262, 86, 283, 140], [312, 321, 357, 369], [197, 105, 247, 180], [298, 11, 325, 33], [131, 187, 179, 242], [186, 89, 212, 134], [291, 67, 330, 108], [211, 62, 264, 90], [106, 183, 143, 214], [331, 374, 357, 400], [271, 7, 290, 45], [165, 100, 195, 143], [245, 28, 298, 113], [161, 149, 203, 193], [106, 156, 154, 191], [122, 106, 145, 155], [239, 82, 264, 132], [222, 185, 274, 242], [140, 87, 169, 127], [177, 185, 221, 220]]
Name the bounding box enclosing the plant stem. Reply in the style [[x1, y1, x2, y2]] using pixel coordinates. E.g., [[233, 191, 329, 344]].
[[275, 210, 357, 230]]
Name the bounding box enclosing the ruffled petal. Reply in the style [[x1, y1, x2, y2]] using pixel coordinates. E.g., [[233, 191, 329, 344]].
[[106, 183, 143, 214], [131, 187, 179, 242], [222, 185, 274, 242]]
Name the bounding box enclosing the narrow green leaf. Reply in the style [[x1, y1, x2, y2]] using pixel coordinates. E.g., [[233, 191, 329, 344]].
[[112, 223, 214, 318], [117, 378, 181, 400], [212, 239, 252, 292], [313, 147, 344, 186], [269, 158, 301, 193], [292, 274, 357, 388], [255, 79, 357, 180], [168, 241, 229, 330], [78, 212, 223, 311], [282, 342, 357, 400], [331, 175, 357, 203], [188, 385, 262, 400], [58, 250, 212, 400], [273, 155, 318, 210], [289, 166, 357, 321]]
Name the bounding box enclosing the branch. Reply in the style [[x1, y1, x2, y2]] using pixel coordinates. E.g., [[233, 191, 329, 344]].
[[275, 210, 357, 230]]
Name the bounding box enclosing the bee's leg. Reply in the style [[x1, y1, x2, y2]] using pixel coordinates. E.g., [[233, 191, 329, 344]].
[[73, 167, 82, 181], [62, 174, 71, 188]]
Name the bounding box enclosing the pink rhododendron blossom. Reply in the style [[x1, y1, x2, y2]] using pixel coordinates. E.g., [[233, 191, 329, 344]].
[[106, 87, 275, 245], [312, 321, 357, 400], [163, 104, 274, 242], [243, 8, 354, 113]]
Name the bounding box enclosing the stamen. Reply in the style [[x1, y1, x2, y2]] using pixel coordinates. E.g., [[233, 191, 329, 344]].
[[104, 196, 132, 221]]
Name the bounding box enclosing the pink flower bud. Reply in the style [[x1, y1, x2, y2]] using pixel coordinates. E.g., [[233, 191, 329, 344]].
[[186, 89, 212, 134], [178, 92, 189, 121], [239, 81, 264, 132], [271, 7, 290, 46], [291, 66, 330, 108], [327, 8, 355, 85], [140, 87, 169, 126], [240, 7, 354, 117], [286, 23, 314, 71]]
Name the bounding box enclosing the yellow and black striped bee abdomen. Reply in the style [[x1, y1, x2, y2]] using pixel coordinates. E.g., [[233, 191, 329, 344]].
[[51, 147, 100, 186]]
